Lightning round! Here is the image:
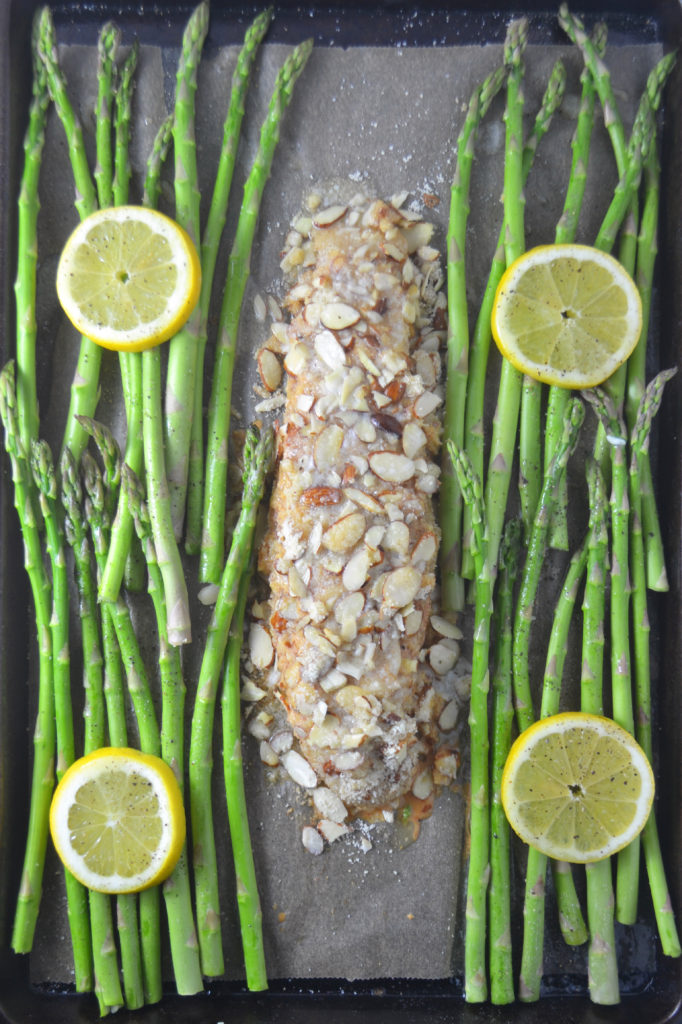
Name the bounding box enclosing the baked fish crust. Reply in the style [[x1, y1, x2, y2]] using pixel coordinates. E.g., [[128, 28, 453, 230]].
[[259, 195, 446, 815]]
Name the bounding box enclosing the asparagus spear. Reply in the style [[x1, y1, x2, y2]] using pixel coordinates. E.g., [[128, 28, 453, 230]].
[[200, 38, 313, 584], [544, 22, 606, 552], [81, 431, 163, 1006], [512, 399, 584, 733], [222, 560, 267, 990], [583, 388, 640, 923], [94, 22, 119, 210], [482, 17, 527, 578], [581, 457, 619, 1005], [440, 60, 506, 613], [1, 363, 55, 957], [36, 6, 102, 462], [517, 57, 570, 537], [99, 113, 174, 604], [190, 425, 273, 976], [164, 2, 209, 537], [513, 400, 586, 1002], [539, 540, 590, 950], [30, 441, 94, 993], [123, 467, 204, 996], [630, 371, 681, 957], [112, 40, 138, 206], [630, 141, 667, 590], [61, 449, 129, 1012], [446, 442, 492, 1002], [489, 519, 521, 1004], [462, 55, 566, 578], [185, 7, 273, 554], [15, 13, 49, 452]]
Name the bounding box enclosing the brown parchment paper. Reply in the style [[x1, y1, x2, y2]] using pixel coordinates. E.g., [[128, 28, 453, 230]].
[[29, 32, 662, 988]]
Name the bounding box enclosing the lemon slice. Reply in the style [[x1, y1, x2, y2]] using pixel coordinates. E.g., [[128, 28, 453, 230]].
[[491, 244, 642, 388], [56, 206, 201, 352], [501, 712, 654, 863], [50, 747, 186, 893]]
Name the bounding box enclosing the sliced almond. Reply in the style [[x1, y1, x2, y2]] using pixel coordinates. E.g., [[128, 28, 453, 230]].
[[315, 329, 347, 370], [297, 393, 314, 413], [270, 730, 294, 754], [354, 417, 377, 444], [322, 511, 366, 554], [303, 302, 321, 327], [364, 524, 386, 550], [241, 678, 267, 702], [412, 769, 433, 800], [369, 451, 415, 484], [301, 485, 343, 507], [411, 532, 438, 566], [302, 825, 324, 855], [249, 623, 273, 669], [438, 699, 459, 732], [283, 752, 322, 791], [402, 421, 427, 459], [413, 391, 443, 418], [335, 591, 365, 625], [312, 787, 348, 823], [304, 625, 337, 658], [284, 344, 307, 376], [403, 221, 434, 253], [331, 750, 364, 771], [313, 204, 348, 227], [403, 608, 423, 636], [342, 547, 371, 592], [382, 566, 422, 608], [434, 748, 460, 781], [320, 302, 361, 331], [259, 740, 279, 767], [318, 819, 349, 843], [342, 486, 383, 516], [415, 349, 439, 387], [314, 424, 345, 472], [383, 520, 410, 557], [430, 615, 463, 640], [416, 475, 440, 494], [288, 565, 308, 598], [320, 668, 347, 693], [429, 642, 459, 675]]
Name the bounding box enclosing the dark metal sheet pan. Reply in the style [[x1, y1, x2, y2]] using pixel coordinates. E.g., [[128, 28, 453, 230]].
[[1, 0, 681, 1021]]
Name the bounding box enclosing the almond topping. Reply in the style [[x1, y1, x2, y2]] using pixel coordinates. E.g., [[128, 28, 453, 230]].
[[284, 344, 307, 376], [429, 642, 459, 675], [382, 566, 422, 608], [318, 819, 349, 843], [342, 486, 383, 516], [313, 204, 348, 227], [312, 787, 348, 823], [369, 451, 415, 483], [413, 391, 443, 418], [314, 424, 344, 472], [411, 532, 438, 566], [430, 615, 463, 640], [301, 485, 343, 507], [249, 623, 274, 669], [402, 421, 427, 458], [383, 520, 410, 557], [320, 302, 361, 331], [342, 547, 371, 591], [322, 511, 366, 554], [278, 749, 315, 786], [403, 609, 423, 636], [314, 329, 347, 369], [302, 825, 324, 855]]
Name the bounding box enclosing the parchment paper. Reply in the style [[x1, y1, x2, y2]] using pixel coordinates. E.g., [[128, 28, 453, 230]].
[[29, 31, 661, 989]]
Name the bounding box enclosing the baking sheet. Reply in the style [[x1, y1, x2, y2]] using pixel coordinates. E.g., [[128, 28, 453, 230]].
[[1, 0, 681, 1019]]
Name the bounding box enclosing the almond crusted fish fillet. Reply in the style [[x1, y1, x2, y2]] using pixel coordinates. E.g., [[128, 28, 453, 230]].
[[258, 195, 446, 816]]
